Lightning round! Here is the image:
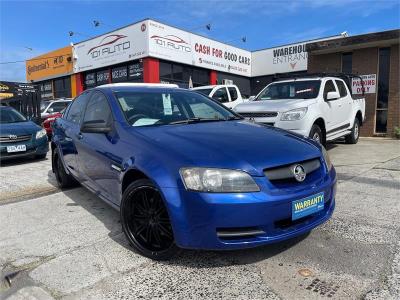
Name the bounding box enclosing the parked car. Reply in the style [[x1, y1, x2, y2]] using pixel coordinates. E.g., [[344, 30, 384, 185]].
[[42, 111, 63, 139], [52, 83, 336, 260], [234, 75, 366, 145], [192, 85, 248, 109], [0, 106, 49, 160], [41, 99, 72, 118]]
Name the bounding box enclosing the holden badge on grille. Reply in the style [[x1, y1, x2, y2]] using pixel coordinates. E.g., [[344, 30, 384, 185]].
[[293, 164, 306, 182]]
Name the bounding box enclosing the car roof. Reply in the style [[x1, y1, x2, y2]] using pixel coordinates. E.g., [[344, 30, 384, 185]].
[[94, 83, 183, 93], [192, 85, 235, 89]]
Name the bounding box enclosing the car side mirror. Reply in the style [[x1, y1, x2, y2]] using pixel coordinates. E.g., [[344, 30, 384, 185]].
[[81, 120, 111, 134], [47, 107, 54, 113], [326, 91, 340, 101]]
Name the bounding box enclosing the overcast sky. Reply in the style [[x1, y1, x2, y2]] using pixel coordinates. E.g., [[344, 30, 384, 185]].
[[1, 0, 399, 82]]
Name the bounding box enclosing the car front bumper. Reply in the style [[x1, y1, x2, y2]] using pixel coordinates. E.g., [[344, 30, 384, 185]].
[[161, 167, 336, 250], [0, 136, 49, 160]]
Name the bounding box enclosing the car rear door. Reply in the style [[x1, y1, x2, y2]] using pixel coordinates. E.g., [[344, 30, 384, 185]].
[[74, 91, 120, 204], [57, 93, 89, 178], [335, 79, 352, 128]]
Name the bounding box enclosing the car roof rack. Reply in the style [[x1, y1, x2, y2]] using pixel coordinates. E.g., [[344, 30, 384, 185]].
[[272, 72, 365, 96]]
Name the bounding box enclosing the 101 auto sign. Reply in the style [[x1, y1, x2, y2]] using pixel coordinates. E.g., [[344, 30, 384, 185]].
[[73, 22, 148, 72], [148, 20, 251, 77]]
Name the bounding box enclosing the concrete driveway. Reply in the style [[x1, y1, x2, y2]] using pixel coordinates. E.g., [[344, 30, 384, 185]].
[[0, 138, 399, 299]]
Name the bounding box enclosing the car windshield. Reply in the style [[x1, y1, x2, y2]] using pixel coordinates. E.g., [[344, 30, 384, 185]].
[[0, 108, 27, 123], [40, 101, 50, 113], [193, 88, 213, 96], [115, 90, 240, 127], [256, 80, 321, 100]]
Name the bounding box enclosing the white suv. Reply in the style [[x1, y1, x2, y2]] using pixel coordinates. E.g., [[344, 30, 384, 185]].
[[234, 75, 365, 145]]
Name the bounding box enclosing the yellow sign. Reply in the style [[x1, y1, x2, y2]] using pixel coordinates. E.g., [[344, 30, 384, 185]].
[[26, 46, 73, 81]]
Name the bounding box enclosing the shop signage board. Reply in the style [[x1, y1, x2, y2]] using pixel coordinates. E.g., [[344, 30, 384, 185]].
[[352, 74, 376, 94], [26, 46, 73, 82], [73, 21, 148, 73], [147, 20, 251, 77], [251, 36, 342, 76], [128, 63, 143, 80]]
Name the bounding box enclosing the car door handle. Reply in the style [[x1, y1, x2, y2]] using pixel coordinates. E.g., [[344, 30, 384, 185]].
[[65, 136, 72, 142], [76, 133, 83, 140]]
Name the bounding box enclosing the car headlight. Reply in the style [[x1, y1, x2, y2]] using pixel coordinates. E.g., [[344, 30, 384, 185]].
[[321, 146, 333, 171], [180, 168, 260, 193], [36, 129, 47, 139], [280, 107, 308, 121]]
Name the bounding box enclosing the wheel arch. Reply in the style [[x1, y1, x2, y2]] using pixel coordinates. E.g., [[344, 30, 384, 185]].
[[312, 117, 326, 142], [121, 168, 150, 195], [355, 110, 363, 126]]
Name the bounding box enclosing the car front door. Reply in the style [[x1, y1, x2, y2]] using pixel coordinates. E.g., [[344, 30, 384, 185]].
[[211, 87, 230, 107], [75, 91, 120, 204], [227, 86, 241, 108], [321, 79, 342, 133], [58, 93, 89, 178]]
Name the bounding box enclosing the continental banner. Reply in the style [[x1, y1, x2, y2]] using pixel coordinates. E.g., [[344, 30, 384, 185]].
[[26, 46, 73, 81]]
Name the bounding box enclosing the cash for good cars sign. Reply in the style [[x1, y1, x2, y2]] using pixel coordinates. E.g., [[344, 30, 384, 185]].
[[352, 74, 376, 94], [73, 21, 148, 72], [148, 20, 251, 77], [26, 46, 73, 81]]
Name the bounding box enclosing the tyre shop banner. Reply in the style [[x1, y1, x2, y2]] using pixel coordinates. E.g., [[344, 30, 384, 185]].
[[148, 20, 251, 77], [73, 21, 148, 72], [26, 46, 73, 81], [352, 74, 376, 94]]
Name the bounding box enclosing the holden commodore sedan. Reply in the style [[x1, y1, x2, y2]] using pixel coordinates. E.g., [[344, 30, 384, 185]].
[[0, 106, 48, 161], [51, 83, 336, 260]]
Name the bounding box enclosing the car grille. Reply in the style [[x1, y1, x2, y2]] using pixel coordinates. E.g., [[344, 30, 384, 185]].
[[264, 158, 321, 181], [238, 112, 278, 118], [0, 134, 31, 143]]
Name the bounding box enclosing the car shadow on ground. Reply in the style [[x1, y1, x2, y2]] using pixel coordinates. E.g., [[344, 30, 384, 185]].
[[60, 187, 309, 268], [0, 154, 48, 167]]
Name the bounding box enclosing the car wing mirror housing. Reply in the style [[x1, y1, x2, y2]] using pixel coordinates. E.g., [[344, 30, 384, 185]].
[[326, 91, 340, 101], [81, 120, 111, 134]]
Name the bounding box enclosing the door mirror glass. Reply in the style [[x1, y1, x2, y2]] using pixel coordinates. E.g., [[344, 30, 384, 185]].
[[81, 120, 111, 134], [326, 91, 340, 101]]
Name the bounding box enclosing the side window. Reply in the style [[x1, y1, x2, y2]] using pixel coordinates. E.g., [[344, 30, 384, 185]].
[[83, 92, 112, 125], [212, 88, 229, 103], [335, 80, 348, 98], [323, 80, 336, 100], [66, 93, 89, 125], [228, 87, 238, 101]]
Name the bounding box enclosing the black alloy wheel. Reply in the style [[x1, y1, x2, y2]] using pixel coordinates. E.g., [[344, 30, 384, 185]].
[[309, 124, 325, 146], [121, 179, 178, 260]]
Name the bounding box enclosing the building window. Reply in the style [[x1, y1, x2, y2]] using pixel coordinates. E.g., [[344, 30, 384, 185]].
[[159, 61, 209, 88], [53, 76, 71, 98], [376, 47, 390, 133], [341, 53, 352, 74]]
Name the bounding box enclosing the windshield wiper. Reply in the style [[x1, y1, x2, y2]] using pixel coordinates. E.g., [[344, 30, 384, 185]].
[[169, 117, 232, 125]]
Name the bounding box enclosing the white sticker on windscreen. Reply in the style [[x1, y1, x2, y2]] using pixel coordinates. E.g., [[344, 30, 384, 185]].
[[162, 94, 172, 115]]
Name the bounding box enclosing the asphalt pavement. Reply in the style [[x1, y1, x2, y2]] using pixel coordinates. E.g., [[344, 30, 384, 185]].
[[0, 138, 399, 300]]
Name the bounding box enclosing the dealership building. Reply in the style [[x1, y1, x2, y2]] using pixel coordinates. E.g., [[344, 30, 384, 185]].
[[25, 19, 399, 136]]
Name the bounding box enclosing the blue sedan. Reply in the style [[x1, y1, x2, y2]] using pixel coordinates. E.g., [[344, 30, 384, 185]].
[[51, 83, 336, 260], [0, 106, 48, 161]]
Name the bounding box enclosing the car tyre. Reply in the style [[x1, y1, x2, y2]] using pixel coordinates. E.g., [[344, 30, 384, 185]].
[[121, 179, 179, 260], [53, 151, 78, 188], [345, 118, 360, 144], [309, 124, 325, 146]]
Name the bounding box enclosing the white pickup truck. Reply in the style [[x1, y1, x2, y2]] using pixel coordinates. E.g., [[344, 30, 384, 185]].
[[192, 85, 248, 109], [234, 75, 365, 145]]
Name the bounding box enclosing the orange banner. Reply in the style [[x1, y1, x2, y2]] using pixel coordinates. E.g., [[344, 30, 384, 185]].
[[26, 46, 73, 81]]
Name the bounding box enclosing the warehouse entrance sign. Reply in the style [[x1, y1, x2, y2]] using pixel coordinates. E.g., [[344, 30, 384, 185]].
[[352, 74, 376, 94]]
